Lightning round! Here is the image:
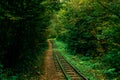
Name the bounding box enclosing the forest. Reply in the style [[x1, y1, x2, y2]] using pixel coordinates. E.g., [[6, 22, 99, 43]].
[[0, 0, 120, 80]]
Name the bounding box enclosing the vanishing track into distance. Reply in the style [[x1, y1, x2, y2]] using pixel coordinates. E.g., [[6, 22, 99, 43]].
[[52, 42, 88, 80]]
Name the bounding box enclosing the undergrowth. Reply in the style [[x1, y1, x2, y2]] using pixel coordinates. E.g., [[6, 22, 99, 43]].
[[0, 50, 45, 80], [53, 40, 119, 80]]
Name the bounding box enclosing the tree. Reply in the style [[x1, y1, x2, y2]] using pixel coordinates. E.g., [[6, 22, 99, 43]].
[[0, 0, 48, 70]]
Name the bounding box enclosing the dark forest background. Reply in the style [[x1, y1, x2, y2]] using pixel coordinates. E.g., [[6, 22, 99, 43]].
[[0, 0, 120, 79]]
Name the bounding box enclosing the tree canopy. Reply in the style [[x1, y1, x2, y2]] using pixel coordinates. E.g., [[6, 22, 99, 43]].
[[48, 0, 120, 79]]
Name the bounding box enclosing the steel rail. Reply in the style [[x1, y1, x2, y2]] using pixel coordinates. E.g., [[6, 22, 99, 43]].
[[61, 54, 88, 80], [53, 52, 72, 80], [53, 51, 88, 80]]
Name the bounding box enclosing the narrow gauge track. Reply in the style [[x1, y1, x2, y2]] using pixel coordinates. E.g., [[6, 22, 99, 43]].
[[53, 51, 88, 80]]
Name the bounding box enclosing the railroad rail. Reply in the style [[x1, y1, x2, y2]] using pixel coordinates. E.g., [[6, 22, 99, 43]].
[[53, 50, 88, 80]]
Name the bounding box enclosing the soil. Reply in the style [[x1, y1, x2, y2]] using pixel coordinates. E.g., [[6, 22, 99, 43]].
[[40, 40, 59, 80]]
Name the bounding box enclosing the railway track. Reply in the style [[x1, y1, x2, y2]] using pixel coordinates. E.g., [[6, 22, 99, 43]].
[[53, 50, 88, 80]]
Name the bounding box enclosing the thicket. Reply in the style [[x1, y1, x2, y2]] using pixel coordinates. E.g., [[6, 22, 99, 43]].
[[0, 0, 49, 79], [49, 0, 120, 79]]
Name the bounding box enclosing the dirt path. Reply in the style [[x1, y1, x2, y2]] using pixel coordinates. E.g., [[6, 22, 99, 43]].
[[40, 40, 59, 80]]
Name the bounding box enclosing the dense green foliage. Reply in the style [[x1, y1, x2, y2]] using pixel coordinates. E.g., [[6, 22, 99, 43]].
[[0, 0, 50, 79], [0, 0, 120, 79], [48, 0, 120, 79]]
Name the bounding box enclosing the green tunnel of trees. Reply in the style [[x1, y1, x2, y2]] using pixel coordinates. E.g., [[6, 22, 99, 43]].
[[0, 0, 120, 79]]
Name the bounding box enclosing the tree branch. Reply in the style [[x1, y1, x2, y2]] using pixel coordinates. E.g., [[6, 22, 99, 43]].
[[97, 0, 120, 19]]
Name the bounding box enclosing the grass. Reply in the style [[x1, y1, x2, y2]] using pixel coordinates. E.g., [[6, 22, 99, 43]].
[[53, 40, 108, 80]]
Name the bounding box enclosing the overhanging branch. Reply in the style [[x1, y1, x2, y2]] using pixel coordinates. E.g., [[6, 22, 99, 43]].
[[97, 0, 120, 19]]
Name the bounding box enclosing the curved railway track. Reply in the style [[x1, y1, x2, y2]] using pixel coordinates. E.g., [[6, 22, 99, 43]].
[[53, 50, 88, 80]]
